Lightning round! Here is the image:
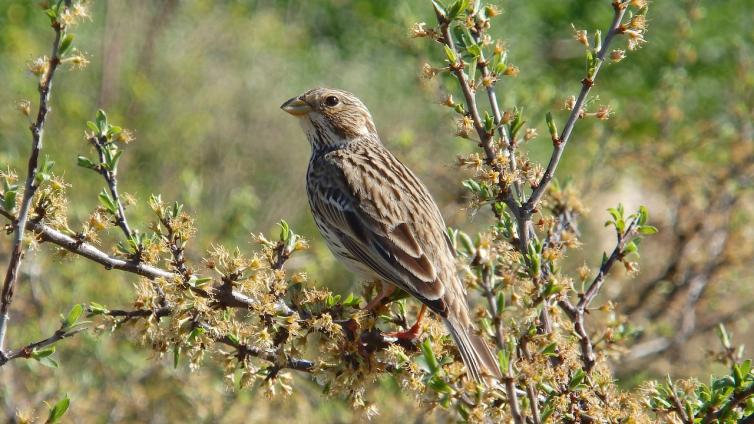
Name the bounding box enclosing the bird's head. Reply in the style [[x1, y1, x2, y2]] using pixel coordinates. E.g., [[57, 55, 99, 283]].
[[281, 88, 378, 151]]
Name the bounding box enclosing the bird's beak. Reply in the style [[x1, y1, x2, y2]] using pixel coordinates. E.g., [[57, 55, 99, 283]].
[[281, 96, 312, 116]]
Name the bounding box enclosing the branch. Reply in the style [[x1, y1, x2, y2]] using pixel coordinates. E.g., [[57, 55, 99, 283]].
[[91, 134, 133, 239], [568, 219, 638, 372], [0, 324, 85, 367], [95, 306, 316, 373], [0, 207, 292, 315], [0, 15, 67, 352], [433, 7, 521, 225], [523, 2, 628, 214]]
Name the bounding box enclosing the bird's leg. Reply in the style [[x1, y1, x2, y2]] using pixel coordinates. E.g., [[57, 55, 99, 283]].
[[363, 282, 396, 312], [385, 304, 427, 341]]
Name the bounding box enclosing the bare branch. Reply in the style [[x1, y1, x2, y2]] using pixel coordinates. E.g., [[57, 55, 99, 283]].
[[0, 15, 67, 352], [569, 219, 638, 372]]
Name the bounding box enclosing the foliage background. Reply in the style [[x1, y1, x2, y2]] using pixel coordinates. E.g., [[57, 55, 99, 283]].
[[0, 0, 752, 422]]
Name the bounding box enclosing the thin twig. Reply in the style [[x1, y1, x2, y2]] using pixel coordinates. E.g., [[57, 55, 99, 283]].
[[91, 135, 133, 239], [567, 219, 637, 372], [667, 379, 691, 424], [0, 16, 67, 352], [523, 2, 628, 215], [0, 325, 85, 367]]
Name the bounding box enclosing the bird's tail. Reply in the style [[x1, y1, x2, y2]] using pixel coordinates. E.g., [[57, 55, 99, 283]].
[[444, 315, 502, 384]]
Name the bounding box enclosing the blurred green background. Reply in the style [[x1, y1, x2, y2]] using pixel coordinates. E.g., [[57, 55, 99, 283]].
[[1, 0, 753, 422]]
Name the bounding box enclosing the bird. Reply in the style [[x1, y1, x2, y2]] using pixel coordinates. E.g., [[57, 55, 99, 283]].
[[281, 88, 501, 383]]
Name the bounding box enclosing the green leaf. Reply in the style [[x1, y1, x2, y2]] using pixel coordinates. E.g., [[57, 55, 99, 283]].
[[59, 33, 74, 56], [77, 156, 97, 170], [541, 342, 558, 358], [428, 375, 454, 394], [98, 190, 117, 214], [173, 345, 181, 368], [32, 346, 56, 359], [623, 240, 638, 256], [3, 189, 16, 212], [86, 121, 99, 134], [188, 327, 205, 343], [46, 395, 70, 424], [88, 302, 108, 315], [638, 225, 658, 235], [278, 220, 291, 242], [509, 107, 525, 140], [569, 368, 586, 390], [64, 304, 83, 327], [95, 109, 108, 134], [638, 205, 649, 225], [443, 45, 457, 64], [545, 112, 558, 139], [420, 338, 440, 374], [466, 43, 482, 58], [447, 0, 469, 20]]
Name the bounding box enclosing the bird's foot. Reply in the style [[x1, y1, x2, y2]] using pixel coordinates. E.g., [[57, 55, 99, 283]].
[[384, 304, 426, 341]]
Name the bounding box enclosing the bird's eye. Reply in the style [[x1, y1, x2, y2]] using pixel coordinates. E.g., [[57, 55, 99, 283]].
[[324, 96, 340, 107]]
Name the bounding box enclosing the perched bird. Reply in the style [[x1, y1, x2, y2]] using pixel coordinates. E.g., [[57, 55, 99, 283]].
[[281, 88, 501, 383]]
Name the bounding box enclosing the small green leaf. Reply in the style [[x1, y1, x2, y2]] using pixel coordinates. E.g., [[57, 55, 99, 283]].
[[59, 34, 74, 56], [443, 45, 457, 64], [46, 395, 70, 424], [188, 327, 205, 343], [3, 189, 17, 212], [638, 225, 658, 235], [77, 156, 97, 170], [95, 109, 108, 134], [447, 0, 469, 20], [173, 345, 181, 368], [64, 304, 83, 327], [32, 346, 56, 359], [98, 190, 117, 214], [545, 112, 558, 139], [88, 302, 108, 315], [420, 338, 440, 374], [569, 368, 586, 390]]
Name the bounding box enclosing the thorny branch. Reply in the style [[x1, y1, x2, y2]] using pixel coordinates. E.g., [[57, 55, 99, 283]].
[[560, 219, 638, 373], [0, 13, 67, 353]]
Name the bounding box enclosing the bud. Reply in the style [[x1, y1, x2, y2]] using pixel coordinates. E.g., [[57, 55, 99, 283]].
[[571, 24, 588, 46], [16, 100, 31, 117], [501, 110, 513, 125], [610, 49, 626, 63], [441, 93, 454, 107], [421, 63, 438, 79], [494, 40, 505, 55], [523, 128, 538, 142], [595, 105, 613, 121], [484, 5, 501, 18], [503, 65, 519, 76], [564, 95, 576, 111], [410, 22, 430, 38], [27, 56, 49, 77]]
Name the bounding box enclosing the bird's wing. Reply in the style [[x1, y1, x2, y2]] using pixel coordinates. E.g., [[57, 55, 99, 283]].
[[309, 145, 454, 303]]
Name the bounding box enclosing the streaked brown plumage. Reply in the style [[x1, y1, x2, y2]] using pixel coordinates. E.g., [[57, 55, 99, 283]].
[[281, 88, 500, 383]]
